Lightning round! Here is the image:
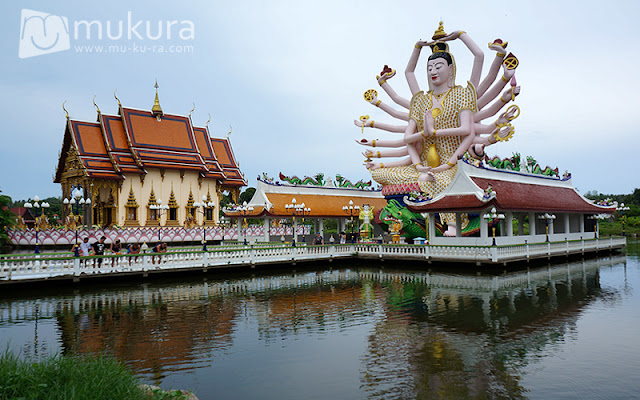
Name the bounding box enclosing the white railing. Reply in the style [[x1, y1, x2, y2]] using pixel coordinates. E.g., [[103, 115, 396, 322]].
[[0, 238, 626, 282]]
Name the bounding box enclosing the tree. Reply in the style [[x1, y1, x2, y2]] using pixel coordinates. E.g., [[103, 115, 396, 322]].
[[0, 189, 15, 248]]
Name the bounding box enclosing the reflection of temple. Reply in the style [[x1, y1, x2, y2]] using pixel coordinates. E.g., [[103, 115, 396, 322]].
[[54, 85, 246, 228], [0, 257, 623, 394]]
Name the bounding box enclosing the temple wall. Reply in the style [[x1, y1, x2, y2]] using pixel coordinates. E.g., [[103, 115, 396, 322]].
[[119, 170, 219, 227]]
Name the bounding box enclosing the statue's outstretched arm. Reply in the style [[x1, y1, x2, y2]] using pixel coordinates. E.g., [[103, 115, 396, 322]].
[[354, 119, 407, 133], [376, 69, 410, 109], [365, 157, 412, 170], [357, 137, 406, 148], [363, 148, 409, 158], [477, 63, 515, 109], [475, 85, 520, 121], [365, 91, 409, 121], [476, 42, 508, 97], [440, 31, 484, 88], [474, 105, 519, 131], [405, 41, 429, 95]]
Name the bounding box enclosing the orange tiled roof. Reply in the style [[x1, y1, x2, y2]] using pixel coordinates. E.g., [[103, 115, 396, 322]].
[[55, 103, 246, 187], [224, 181, 386, 218], [210, 137, 246, 187]]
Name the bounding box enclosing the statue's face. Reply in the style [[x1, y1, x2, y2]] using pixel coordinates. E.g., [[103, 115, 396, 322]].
[[427, 58, 451, 87]]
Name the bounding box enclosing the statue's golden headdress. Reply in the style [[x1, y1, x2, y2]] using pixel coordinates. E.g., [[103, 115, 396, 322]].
[[427, 22, 456, 89]]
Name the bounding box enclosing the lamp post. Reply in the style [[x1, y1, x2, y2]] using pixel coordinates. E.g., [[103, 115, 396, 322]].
[[193, 195, 216, 251], [617, 203, 630, 237], [63, 186, 91, 257], [537, 213, 556, 242], [237, 201, 254, 245], [150, 200, 170, 242], [24, 195, 50, 254], [483, 207, 505, 246], [219, 216, 230, 244], [342, 200, 360, 243], [284, 198, 309, 247]]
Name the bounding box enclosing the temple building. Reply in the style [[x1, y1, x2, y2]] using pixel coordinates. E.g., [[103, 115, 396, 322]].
[[54, 85, 246, 228]]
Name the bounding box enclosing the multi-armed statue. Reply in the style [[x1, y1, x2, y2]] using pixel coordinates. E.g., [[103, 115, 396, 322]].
[[355, 22, 520, 236]]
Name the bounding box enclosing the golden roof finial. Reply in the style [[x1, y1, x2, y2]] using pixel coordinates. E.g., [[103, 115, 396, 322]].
[[226, 125, 232, 139], [152, 80, 163, 117], [188, 102, 195, 117], [205, 113, 211, 127], [62, 101, 69, 119], [92, 95, 101, 114], [432, 21, 447, 40], [114, 89, 121, 106]]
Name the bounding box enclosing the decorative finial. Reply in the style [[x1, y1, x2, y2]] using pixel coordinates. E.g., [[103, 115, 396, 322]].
[[92, 95, 101, 113], [205, 113, 211, 127], [114, 89, 121, 106], [62, 101, 69, 119], [226, 125, 232, 139], [188, 102, 195, 117], [151, 80, 163, 118], [432, 21, 447, 40]]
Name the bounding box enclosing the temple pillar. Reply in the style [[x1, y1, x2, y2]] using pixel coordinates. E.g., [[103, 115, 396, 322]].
[[455, 212, 462, 238], [506, 211, 513, 237], [236, 219, 242, 243], [428, 213, 436, 242], [564, 214, 570, 235], [518, 214, 524, 236], [579, 213, 585, 233], [529, 212, 536, 236], [480, 210, 488, 243], [319, 219, 324, 235], [293, 217, 298, 243], [263, 218, 270, 242]]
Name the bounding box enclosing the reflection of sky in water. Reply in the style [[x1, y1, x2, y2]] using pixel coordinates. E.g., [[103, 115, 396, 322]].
[[0, 245, 639, 399]]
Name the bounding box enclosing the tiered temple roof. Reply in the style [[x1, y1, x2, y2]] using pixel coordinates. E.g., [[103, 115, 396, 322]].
[[54, 99, 246, 189]]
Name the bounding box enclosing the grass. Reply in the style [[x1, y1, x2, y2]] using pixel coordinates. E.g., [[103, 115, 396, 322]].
[[0, 351, 190, 400]]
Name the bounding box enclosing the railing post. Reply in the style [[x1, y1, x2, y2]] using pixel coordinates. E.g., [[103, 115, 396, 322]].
[[491, 246, 497, 263], [73, 258, 80, 276], [142, 254, 148, 272], [378, 244, 383, 258], [425, 243, 430, 260], [250, 247, 255, 265]]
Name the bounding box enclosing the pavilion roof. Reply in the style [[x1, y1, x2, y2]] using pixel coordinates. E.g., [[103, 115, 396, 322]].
[[406, 161, 616, 215], [223, 179, 386, 218]]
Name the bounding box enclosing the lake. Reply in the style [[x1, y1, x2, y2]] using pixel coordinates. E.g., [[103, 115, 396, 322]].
[[1, 241, 639, 399]]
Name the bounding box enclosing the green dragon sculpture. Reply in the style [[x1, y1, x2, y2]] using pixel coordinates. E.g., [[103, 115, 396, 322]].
[[377, 199, 483, 240], [335, 174, 372, 189], [279, 172, 325, 186], [485, 152, 521, 171]]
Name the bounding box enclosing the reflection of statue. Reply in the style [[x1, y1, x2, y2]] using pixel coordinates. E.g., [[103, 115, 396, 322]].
[[359, 204, 374, 239], [356, 22, 520, 236]]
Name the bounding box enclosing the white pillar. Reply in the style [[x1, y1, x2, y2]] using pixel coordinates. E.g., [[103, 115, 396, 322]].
[[506, 211, 513, 237], [480, 210, 488, 241], [263, 218, 270, 242], [549, 217, 555, 235], [529, 212, 536, 236], [455, 212, 462, 237], [319, 219, 324, 235], [579, 214, 585, 233], [518, 214, 524, 236], [564, 214, 570, 234], [236, 219, 242, 242], [428, 213, 436, 242]]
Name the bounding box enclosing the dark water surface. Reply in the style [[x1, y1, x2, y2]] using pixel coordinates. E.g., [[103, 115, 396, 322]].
[[2, 242, 639, 399]]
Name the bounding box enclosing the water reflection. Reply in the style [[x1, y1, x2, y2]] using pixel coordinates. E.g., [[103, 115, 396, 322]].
[[0, 253, 633, 399]]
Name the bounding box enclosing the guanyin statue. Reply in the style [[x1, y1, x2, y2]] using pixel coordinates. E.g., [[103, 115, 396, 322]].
[[355, 22, 520, 236]]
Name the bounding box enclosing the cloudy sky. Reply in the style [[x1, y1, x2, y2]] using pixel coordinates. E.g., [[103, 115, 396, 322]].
[[1, 0, 638, 201]]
